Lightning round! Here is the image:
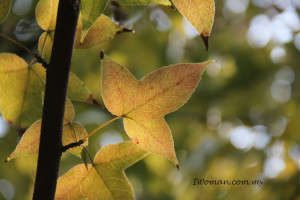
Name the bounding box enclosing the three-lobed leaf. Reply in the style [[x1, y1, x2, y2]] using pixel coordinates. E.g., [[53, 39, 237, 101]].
[[172, 0, 215, 49], [0, 0, 12, 23], [6, 98, 88, 161], [101, 56, 213, 165], [55, 141, 148, 200]]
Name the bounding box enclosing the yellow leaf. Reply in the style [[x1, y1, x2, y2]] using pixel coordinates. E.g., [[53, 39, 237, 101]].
[[74, 15, 124, 49], [0, 53, 93, 128], [173, 0, 215, 49], [80, 0, 109, 42], [0, 0, 12, 23], [38, 15, 124, 59], [6, 99, 88, 161], [0, 53, 45, 128], [55, 141, 148, 200], [116, 0, 171, 6], [63, 98, 75, 123], [101, 56, 213, 165], [38, 31, 54, 63], [35, 0, 59, 31]]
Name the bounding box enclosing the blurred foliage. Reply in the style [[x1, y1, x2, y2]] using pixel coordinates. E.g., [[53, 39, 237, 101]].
[[1, 0, 300, 200]]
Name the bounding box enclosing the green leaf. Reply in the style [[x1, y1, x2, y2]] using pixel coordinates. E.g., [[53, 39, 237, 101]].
[[0, 0, 12, 23], [0, 53, 45, 128], [116, 0, 171, 6], [55, 141, 148, 200], [80, 0, 109, 42], [67, 72, 94, 103], [6, 99, 88, 161]]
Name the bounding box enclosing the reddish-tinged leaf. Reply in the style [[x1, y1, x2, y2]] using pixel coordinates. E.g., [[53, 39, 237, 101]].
[[101, 56, 213, 165], [55, 141, 148, 200]]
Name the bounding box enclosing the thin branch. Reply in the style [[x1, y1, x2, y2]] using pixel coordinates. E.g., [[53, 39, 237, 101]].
[[0, 33, 49, 68], [61, 140, 85, 152]]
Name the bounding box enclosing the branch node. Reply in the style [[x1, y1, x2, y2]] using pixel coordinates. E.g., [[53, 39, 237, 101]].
[[100, 50, 105, 60], [34, 53, 49, 69], [61, 139, 85, 152]]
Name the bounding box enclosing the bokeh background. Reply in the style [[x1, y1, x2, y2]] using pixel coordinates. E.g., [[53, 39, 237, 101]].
[[1, 0, 300, 199]]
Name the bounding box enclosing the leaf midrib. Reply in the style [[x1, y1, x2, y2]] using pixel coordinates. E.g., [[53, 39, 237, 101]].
[[124, 66, 197, 117]]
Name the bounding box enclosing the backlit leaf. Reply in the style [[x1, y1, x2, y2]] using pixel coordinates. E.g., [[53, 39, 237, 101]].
[[38, 31, 54, 63], [38, 15, 124, 61], [74, 14, 125, 49], [101, 56, 213, 165], [55, 141, 148, 200], [35, 0, 58, 31], [80, 0, 109, 42], [0, 53, 93, 129], [172, 0, 215, 50], [63, 98, 75, 123], [0, 0, 12, 23], [67, 72, 94, 103], [0, 53, 45, 128], [6, 99, 88, 161], [116, 0, 171, 6]]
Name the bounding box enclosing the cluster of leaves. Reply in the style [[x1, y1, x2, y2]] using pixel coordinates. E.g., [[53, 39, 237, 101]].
[[0, 0, 215, 199]]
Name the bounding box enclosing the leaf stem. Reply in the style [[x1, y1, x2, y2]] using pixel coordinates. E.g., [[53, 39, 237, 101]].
[[0, 33, 49, 68], [82, 116, 122, 141]]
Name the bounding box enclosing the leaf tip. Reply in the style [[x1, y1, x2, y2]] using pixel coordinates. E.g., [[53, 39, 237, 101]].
[[203, 60, 217, 66], [4, 156, 12, 163], [100, 50, 105, 60], [201, 35, 210, 51], [116, 27, 134, 35]]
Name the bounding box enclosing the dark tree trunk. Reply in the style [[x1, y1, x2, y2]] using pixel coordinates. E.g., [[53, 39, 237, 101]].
[[32, 0, 80, 199]]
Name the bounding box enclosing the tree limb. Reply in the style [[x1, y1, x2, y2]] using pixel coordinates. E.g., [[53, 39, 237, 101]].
[[32, 0, 80, 199]]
